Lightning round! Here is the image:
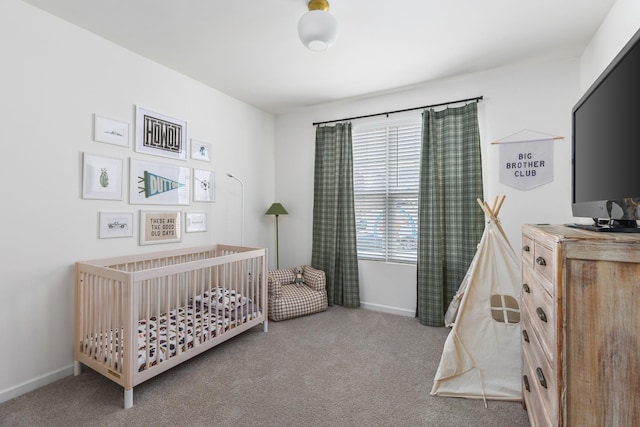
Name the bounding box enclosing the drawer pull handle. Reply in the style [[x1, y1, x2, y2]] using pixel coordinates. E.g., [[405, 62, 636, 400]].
[[536, 307, 548, 323], [536, 256, 547, 266], [522, 330, 529, 343], [523, 245, 531, 252], [523, 375, 530, 392], [523, 283, 531, 293], [536, 367, 547, 388]]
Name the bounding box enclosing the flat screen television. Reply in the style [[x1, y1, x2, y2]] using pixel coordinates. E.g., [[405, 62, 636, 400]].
[[571, 27, 640, 232]]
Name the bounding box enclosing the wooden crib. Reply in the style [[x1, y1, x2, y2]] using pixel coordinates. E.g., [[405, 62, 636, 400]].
[[73, 244, 267, 409]]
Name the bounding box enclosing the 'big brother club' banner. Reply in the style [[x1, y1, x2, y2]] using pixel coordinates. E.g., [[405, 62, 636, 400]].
[[499, 138, 553, 190]]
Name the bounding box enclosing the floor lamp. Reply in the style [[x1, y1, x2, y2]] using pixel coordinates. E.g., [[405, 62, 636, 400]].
[[226, 173, 244, 245], [265, 203, 288, 269]]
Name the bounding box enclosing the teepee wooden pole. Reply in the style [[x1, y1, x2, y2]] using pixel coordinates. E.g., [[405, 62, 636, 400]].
[[477, 198, 493, 219], [478, 196, 512, 250], [495, 195, 506, 217]]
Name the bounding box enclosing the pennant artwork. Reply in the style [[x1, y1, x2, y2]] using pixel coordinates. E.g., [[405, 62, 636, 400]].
[[139, 171, 186, 198], [130, 159, 190, 205]]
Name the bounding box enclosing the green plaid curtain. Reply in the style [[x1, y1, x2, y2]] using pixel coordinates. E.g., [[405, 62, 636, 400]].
[[417, 103, 484, 326], [311, 123, 360, 307]]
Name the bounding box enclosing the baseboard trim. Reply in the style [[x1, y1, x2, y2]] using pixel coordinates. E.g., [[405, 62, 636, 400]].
[[360, 302, 415, 317], [0, 364, 73, 404]]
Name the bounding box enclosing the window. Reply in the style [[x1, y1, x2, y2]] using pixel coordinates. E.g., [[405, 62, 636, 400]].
[[490, 294, 521, 324], [352, 118, 421, 263]]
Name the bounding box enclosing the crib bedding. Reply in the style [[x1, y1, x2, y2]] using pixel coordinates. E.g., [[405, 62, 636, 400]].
[[83, 287, 260, 372], [193, 287, 249, 312]]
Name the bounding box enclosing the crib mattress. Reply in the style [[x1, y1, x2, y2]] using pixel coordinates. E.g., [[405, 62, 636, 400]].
[[81, 287, 260, 372]]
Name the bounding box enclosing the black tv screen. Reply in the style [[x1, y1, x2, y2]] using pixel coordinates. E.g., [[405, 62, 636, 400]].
[[571, 27, 640, 231]]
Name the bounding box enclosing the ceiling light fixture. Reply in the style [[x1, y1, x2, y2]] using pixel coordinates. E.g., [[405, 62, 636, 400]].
[[298, 0, 338, 51]]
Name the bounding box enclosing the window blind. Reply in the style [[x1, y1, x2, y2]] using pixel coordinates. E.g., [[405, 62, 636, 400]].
[[353, 119, 421, 263]]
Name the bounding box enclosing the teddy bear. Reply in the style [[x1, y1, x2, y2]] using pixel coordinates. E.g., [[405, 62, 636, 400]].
[[293, 266, 305, 287]]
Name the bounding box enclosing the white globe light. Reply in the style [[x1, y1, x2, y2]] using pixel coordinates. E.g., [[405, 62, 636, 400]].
[[298, 10, 338, 51]]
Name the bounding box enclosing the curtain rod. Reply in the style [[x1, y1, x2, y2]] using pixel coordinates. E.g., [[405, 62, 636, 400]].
[[312, 95, 483, 126]]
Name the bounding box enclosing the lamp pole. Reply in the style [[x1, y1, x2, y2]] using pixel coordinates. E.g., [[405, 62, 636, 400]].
[[226, 173, 244, 246], [274, 213, 281, 269]]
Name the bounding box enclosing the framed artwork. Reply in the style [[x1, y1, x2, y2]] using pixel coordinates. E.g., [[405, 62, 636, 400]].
[[185, 212, 207, 233], [130, 159, 190, 205], [191, 139, 211, 161], [193, 169, 215, 202], [99, 212, 134, 238], [93, 114, 129, 146], [135, 106, 187, 160], [140, 210, 182, 245], [82, 153, 123, 200]]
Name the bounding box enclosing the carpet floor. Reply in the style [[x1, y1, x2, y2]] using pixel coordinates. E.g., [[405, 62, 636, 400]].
[[0, 306, 530, 426]]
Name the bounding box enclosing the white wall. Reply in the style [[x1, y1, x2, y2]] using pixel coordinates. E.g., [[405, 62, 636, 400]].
[[580, 0, 640, 92], [0, 0, 276, 402], [274, 0, 640, 317]]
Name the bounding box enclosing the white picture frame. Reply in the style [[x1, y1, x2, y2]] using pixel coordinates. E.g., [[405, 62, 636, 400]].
[[193, 169, 215, 202], [185, 212, 207, 233], [99, 212, 134, 238], [135, 106, 187, 160], [130, 159, 190, 205], [140, 210, 182, 245], [82, 153, 123, 200], [191, 139, 211, 162], [93, 114, 129, 147]]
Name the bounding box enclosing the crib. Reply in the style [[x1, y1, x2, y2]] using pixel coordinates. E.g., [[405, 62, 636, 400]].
[[73, 244, 267, 409]]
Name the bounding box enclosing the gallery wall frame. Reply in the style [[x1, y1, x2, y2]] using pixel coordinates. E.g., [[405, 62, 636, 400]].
[[193, 169, 215, 202], [140, 210, 182, 245], [93, 114, 129, 147], [191, 139, 212, 162], [99, 212, 134, 238], [185, 212, 207, 233], [135, 106, 187, 160], [82, 153, 123, 200], [130, 159, 190, 205]]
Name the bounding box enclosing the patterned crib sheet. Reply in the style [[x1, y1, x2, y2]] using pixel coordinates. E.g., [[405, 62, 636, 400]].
[[82, 287, 260, 372], [193, 287, 249, 312]]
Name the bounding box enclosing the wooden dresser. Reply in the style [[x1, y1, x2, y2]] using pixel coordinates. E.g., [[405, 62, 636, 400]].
[[521, 224, 640, 427]]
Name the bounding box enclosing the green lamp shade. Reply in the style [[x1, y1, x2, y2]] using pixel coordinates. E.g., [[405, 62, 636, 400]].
[[265, 203, 288, 216]]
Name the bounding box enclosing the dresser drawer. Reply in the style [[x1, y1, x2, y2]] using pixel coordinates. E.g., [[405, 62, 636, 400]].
[[522, 234, 534, 266], [522, 344, 556, 427], [533, 241, 554, 295], [521, 268, 555, 365], [520, 314, 538, 354]]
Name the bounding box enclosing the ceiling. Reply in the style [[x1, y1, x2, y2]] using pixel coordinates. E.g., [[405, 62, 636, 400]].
[[23, 0, 616, 114]]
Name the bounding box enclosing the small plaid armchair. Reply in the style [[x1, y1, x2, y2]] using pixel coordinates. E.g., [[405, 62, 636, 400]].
[[267, 265, 328, 321]]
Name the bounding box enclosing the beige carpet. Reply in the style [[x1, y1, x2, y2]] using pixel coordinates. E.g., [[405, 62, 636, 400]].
[[0, 306, 530, 426]]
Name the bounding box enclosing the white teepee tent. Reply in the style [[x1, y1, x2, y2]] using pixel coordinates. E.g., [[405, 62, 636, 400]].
[[431, 196, 522, 404]]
